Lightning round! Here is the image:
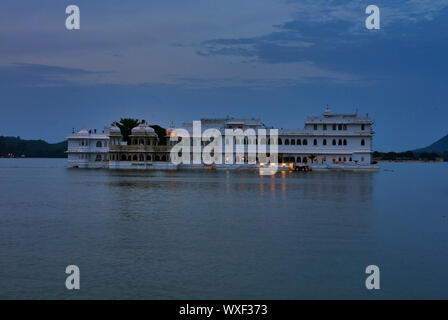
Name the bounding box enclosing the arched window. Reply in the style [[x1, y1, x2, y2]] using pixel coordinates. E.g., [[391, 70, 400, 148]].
[[139, 154, 144, 161], [343, 157, 347, 162], [303, 139, 308, 145], [343, 139, 347, 145], [285, 139, 289, 145], [297, 139, 301, 145], [332, 139, 336, 146], [313, 139, 317, 146], [361, 139, 365, 146], [297, 157, 301, 163], [147, 155, 152, 161], [155, 155, 160, 161], [121, 154, 127, 161], [349, 157, 352, 162], [323, 139, 327, 146], [162, 155, 167, 161], [128, 155, 132, 161], [133, 155, 138, 161], [361, 124, 365, 130], [338, 124, 342, 130], [291, 139, 295, 145], [96, 141, 102, 148], [332, 124, 336, 130], [278, 138, 283, 145], [338, 139, 342, 145], [303, 157, 308, 163]]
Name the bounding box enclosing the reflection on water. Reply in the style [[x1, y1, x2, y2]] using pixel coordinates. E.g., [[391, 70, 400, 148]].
[[0, 159, 447, 299]]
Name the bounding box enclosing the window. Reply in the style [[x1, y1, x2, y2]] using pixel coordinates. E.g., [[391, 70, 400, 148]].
[[285, 139, 289, 145], [332, 139, 336, 146], [361, 157, 365, 162], [291, 139, 295, 145], [313, 139, 317, 146], [343, 125, 347, 130], [314, 124, 317, 130], [343, 139, 347, 146], [338, 139, 342, 145], [323, 139, 327, 146], [338, 124, 342, 130], [332, 124, 336, 130], [361, 139, 365, 146], [361, 124, 365, 130], [96, 141, 102, 148], [303, 139, 308, 145], [147, 155, 151, 161], [323, 124, 327, 130], [133, 155, 138, 161], [297, 139, 301, 145], [278, 138, 282, 145]]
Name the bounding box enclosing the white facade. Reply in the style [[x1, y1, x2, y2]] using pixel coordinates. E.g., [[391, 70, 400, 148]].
[[66, 108, 378, 171], [66, 128, 110, 168]]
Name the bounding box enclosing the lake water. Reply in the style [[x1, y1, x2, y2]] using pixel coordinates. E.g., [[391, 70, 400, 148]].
[[0, 158, 447, 299]]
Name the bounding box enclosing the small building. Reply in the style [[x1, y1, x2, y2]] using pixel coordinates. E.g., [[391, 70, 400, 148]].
[[66, 128, 109, 168]]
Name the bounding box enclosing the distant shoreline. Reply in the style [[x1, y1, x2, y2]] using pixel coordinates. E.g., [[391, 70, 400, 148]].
[[376, 159, 445, 163]]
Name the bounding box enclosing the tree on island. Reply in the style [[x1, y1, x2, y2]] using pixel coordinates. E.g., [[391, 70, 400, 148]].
[[112, 118, 143, 144], [111, 118, 168, 145]]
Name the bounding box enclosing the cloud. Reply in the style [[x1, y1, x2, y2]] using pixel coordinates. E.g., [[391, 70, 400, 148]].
[[0, 62, 113, 87]]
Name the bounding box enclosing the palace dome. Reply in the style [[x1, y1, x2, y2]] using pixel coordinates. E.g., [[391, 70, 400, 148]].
[[77, 129, 89, 136], [131, 123, 157, 136], [109, 126, 121, 135]]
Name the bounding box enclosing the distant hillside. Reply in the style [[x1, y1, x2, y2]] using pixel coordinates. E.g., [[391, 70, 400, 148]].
[[0, 136, 67, 158], [414, 134, 448, 154]]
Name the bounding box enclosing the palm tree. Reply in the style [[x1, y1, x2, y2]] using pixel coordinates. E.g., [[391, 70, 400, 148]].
[[111, 118, 144, 143]]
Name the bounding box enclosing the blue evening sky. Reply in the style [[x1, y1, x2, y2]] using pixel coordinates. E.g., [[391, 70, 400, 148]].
[[0, 0, 447, 151]]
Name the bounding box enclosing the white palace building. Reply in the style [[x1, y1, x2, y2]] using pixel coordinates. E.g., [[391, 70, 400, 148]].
[[66, 107, 379, 171]]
